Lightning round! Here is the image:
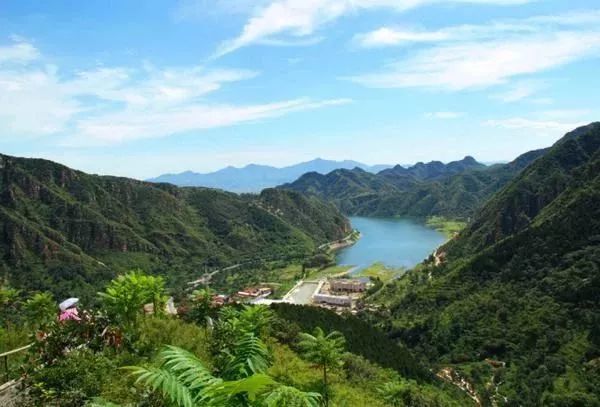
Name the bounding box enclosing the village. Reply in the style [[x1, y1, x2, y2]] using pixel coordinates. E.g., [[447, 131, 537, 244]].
[[204, 275, 370, 314]]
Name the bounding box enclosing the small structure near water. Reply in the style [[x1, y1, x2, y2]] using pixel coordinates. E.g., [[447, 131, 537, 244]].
[[237, 286, 272, 298], [313, 293, 352, 307], [329, 278, 367, 292]]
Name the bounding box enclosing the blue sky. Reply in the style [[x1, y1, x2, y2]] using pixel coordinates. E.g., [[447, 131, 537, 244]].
[[1, 0, 599, 179]]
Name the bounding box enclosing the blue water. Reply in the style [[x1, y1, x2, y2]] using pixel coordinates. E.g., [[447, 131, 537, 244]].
[[336, 217, 446, 270]]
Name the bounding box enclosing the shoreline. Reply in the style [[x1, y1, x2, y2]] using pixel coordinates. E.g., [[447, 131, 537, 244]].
[[318, 230, 361, 253]]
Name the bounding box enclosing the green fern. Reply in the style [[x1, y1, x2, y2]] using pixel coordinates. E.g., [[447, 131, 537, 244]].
[[125, 365, 195, 407], [160, 346, 221, 392], [222, 333, 270, 380], [119, 342, 321, 406], [262, 385, 321, 407]]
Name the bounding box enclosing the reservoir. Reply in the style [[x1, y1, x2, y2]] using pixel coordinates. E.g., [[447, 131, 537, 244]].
[[336, 217, 446, 270]]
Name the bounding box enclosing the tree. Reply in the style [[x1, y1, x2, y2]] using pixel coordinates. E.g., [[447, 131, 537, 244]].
[[0, 285, 21, 328], [298, 327, 346, 406], [237, 305, 274, 338], [23, 292, 55, 329], [98, 270, 167, 333], [211, 305, 275, 375], [187, 288, 214, 325]]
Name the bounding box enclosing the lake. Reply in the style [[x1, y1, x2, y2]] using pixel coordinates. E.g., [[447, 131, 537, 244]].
[[336, 217, 446, 270]]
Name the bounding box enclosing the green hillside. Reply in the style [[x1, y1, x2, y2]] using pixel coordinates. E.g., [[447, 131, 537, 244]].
[[0, 154, 350, 300], [281, 152, 546, 219], [367, 123, 600, 405]]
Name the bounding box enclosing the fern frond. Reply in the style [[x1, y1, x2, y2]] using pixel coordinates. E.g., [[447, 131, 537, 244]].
[[124, 366, 194, 407], [262, 385, 322, 407], [160, 345, 219, 391], [222, 333, 270, 379], [203, 373, 277, 403]]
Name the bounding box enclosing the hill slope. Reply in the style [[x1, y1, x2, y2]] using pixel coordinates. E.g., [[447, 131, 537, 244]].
[[282, 154, 544, 219], [369, 123, 600, 405], [0, 154, 349, 299], [147, 158, 391, 192]]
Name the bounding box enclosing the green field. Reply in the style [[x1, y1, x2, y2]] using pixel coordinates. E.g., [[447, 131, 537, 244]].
[[354, 262, 405, 283], [425, 216, 467, 238]]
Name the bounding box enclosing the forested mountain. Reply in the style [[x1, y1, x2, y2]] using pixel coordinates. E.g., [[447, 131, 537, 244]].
[[147, 158, 392, 192], [368, 123, 600, 405], [282, 154, 545, 219], [378, 155, 485, 182], [0, 154, 349, 299]]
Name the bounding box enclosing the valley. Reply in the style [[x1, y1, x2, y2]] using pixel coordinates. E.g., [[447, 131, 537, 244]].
[[1, 123, 599, 406], [3, 2, 600, 405]]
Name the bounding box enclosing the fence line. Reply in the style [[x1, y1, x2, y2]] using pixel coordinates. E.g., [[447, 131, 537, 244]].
[[0, 344, 32, 384]]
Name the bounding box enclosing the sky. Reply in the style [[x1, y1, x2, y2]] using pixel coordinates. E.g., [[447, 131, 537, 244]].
[[1, 0, 599, 179]]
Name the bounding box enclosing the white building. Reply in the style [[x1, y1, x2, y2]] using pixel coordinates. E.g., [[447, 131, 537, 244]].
[[313, 293, 352, 306], [329, 279, 367, 292]]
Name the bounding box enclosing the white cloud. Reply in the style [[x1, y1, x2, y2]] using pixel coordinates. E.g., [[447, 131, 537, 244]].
[[348, 28, 600, 90], [484, 108, 594, 136], [68, 98, 351, 145], [483, 118, 587, 134], [0, 65, 83, 136], [213, 0, 535, 57], [491, 81, 546, 102], [349, 10, 600, 91], [64, 66, 257, 107], [0, 37, 350, 144], [355, 27, 450, 47], [0, 38, 40, 64], [355, 10, 600, 48], [425, 111, 464, 119]]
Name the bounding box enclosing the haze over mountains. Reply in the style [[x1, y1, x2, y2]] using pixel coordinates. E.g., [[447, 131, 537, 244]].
[[147, 158, 392, 192]]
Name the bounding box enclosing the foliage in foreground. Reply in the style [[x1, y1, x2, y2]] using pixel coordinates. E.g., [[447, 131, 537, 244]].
[[6, 270, 470, 406]]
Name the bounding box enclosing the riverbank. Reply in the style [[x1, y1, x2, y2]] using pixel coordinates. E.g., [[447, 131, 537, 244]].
[[318, 229, 361, 253], [353, 262, 406, 282]]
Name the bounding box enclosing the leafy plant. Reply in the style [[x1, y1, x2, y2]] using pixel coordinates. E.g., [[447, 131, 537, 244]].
[[23, 292, 56, 329], [98, 270, 167, 333], [124, 343, 320, 406], [298, 327, 346, 406]]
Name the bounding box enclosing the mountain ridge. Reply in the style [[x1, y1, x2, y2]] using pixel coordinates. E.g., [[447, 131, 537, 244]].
[[281, 154, 546, 219], [146, 158, 393, 192], [0, 153, 349, 300]]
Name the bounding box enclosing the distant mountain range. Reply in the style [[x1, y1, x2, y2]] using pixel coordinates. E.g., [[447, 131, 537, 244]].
[[281, 154, 548, 219], [147, 158, 392, 192]]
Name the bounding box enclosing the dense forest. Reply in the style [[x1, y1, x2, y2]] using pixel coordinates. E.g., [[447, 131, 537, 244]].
[[281, 151, 547, 219], [366, 122, 600, 405], [0, 154, 349, 300]]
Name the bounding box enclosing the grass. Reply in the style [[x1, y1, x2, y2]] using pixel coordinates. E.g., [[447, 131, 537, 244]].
[[426, 216, 467, 238], [308, 265, 353, 280], [354, 262, 405, 283]]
